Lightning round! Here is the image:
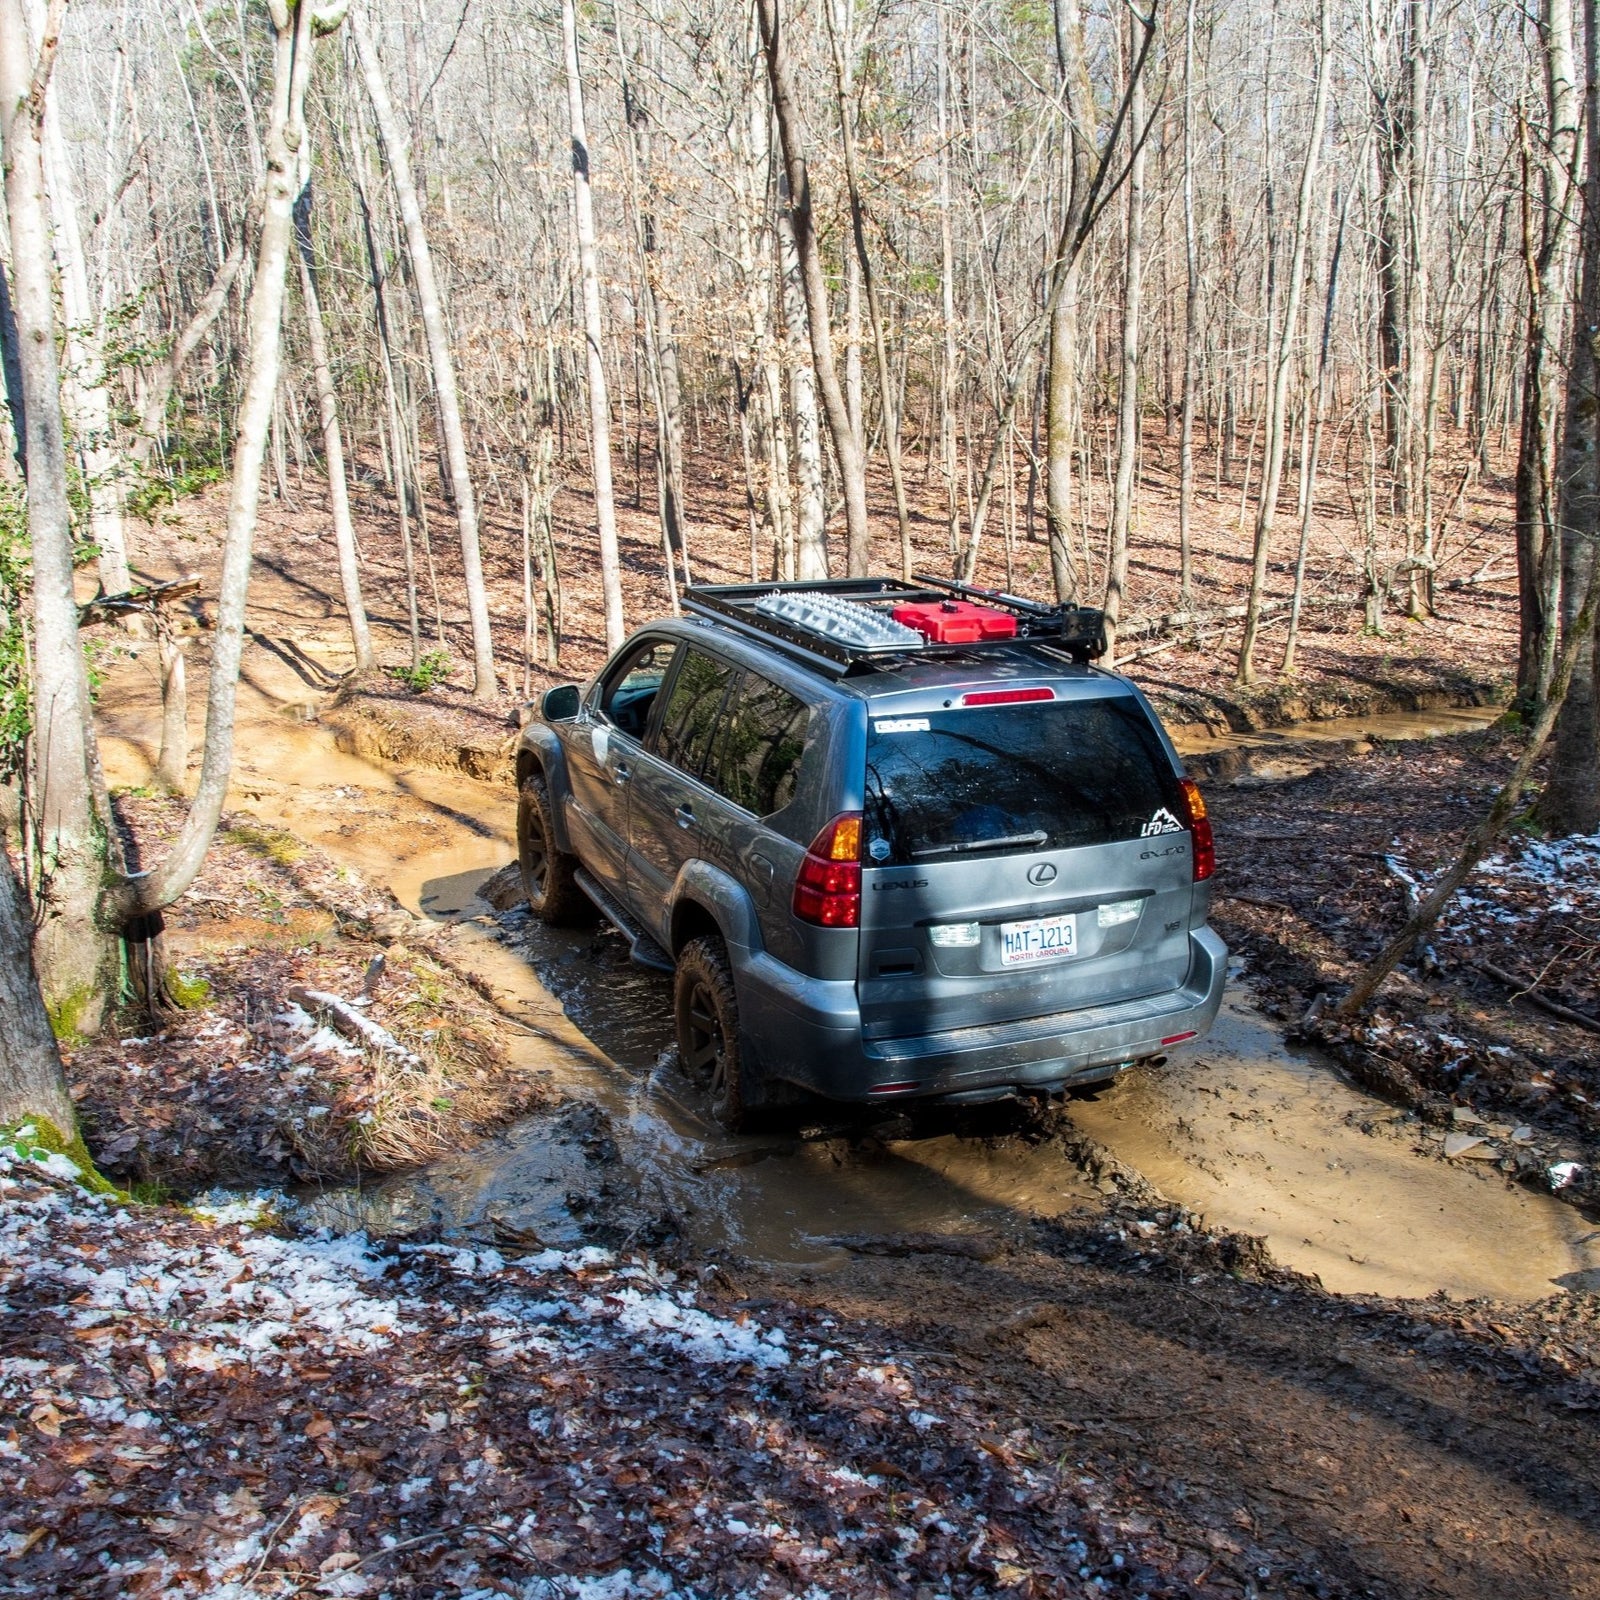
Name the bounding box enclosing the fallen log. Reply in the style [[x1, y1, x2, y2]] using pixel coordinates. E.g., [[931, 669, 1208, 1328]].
[[1475, 961, 1600, 1036], [76, 574, 200, 628], [287, 984, 422, 1063]]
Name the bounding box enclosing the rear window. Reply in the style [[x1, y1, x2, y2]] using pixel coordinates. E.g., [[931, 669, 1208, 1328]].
[[863, 695, 1183, 865]]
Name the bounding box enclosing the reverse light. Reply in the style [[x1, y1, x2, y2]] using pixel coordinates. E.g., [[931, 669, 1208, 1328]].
[[793, 813, 863, 927], [1097, 898, 1142, 928], [1177, 777, 1215, 882], [959, 686, 1055, 707], [929, 921, 981, 948]]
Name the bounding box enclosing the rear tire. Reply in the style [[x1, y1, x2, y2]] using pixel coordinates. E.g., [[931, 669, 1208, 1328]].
[[674, 935, 762, 1132], [517, 771, 589, 925]]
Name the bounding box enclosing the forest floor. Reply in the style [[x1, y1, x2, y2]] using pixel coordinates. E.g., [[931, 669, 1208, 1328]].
[[7, 435, 1599, 1598]]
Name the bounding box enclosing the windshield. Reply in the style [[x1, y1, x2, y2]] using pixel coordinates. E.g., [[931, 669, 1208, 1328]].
[[863, 695, 1184, 866]]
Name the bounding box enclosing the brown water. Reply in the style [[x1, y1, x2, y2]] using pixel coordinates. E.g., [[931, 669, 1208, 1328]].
[[96, 648, 1594, 1298], [1172, 704, 1501, 783]]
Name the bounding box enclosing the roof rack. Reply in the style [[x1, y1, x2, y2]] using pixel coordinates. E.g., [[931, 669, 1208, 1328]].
[[681, 575, 1106, 675]]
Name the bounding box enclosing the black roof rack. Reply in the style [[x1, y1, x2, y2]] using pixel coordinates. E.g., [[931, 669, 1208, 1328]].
[[681, 575, 1106, 675]]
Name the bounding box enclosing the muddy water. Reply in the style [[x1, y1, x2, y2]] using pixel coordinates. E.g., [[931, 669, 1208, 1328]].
[[96, 650, 1594, 1297], [1171, 704, 1502, 783], [1070, 990, 1600, 1299]]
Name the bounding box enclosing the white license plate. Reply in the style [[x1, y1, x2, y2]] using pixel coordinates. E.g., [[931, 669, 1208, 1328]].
[[998, 913, 1078, 966]]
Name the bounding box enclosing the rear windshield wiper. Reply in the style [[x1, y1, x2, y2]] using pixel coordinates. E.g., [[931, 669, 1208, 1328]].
[[911, 830, 1048, 859]]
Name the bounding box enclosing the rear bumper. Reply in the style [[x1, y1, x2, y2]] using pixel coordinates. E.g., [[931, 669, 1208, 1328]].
[[736, 927, 1228, 1102]]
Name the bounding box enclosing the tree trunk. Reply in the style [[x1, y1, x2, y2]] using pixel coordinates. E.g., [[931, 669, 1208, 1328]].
[[1237, 0, 1331, 685], [1541, 0, 1600, 835], [1513, 0, 1579, 709], [1176, 0, 1199, 612], [1283, 179, 1349, 675], [937, 8, 960, 560], [26, 0, 130, 599], [827, 0, 912, 575], [1103, 14, 1147, 664], [1, 0, 117, 1033], [351, 2, 499, 691], [118, 0, 319, 921], [154, 610, 188, 794], [1044, 0, 1099, 605], [777, 190, 828, 579], [560, 0, 625, 651], [0, 840, 73, 1132], [617, 40, 690, 584], [294, 178, 374, 671], [758, 0, 871, 577]]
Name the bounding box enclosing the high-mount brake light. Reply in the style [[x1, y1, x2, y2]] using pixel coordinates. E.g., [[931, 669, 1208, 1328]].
[[1177, 778, 1215, 881], [959, 687, 1055, 707], [792, 814, 863, 927]]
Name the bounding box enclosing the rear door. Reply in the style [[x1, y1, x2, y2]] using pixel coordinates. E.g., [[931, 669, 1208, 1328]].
[[624, 647, 739, 935], [856, 689, 1195, 1041], [562, 636, 676, 898]]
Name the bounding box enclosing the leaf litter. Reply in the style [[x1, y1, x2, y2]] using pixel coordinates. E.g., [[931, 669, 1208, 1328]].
[[0, 1148, 1224, 1599]]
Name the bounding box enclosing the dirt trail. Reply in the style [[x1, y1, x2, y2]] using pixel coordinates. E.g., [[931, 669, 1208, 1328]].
[[88, 628, 1600, 1600], [93, 632, 1598, 1304]]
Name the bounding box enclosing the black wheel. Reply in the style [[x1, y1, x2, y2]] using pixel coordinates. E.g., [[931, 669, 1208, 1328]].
[[517, 771, 589, 925], [674, 934, 760, 1132]]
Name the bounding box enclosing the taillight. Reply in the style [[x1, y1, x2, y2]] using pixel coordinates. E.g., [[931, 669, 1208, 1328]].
[[1178, 778, 1214, 881], [793, 813, 862, 927]]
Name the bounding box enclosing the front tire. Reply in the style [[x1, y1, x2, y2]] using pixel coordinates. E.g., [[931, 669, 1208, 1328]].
[[674, 935, 760, 1132], [517, 771, 589, 925]]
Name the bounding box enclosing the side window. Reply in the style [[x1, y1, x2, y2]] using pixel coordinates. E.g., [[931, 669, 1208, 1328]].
[[707, 672, 810, 816], [652, 649, 736, 778], [599, 639, 676, 739]]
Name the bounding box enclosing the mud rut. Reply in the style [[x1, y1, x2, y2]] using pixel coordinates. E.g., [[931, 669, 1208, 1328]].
[[93, 627, 1600, 1600]]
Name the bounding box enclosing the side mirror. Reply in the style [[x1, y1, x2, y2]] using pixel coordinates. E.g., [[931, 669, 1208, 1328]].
[[541, 684, 581, 722]]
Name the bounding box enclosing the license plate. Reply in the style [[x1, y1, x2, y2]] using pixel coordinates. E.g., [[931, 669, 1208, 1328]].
[[998, 913, 1078, 966]]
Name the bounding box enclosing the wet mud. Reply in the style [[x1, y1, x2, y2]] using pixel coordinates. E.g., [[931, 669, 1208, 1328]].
[[96, 646, 1596, 1301]]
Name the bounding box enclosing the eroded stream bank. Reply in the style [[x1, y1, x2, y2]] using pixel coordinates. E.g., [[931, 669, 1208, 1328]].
[[96, 662, 1596, 1301]]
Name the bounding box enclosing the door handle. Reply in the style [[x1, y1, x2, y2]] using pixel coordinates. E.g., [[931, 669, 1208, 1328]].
[[612, 763, 631, 785], [674, 804, 695, 829]]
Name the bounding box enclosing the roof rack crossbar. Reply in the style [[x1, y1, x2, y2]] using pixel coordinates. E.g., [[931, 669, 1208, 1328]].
[[681, 577, 1107, 671]]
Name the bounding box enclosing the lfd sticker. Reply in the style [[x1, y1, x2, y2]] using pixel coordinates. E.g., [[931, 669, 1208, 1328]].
[[1141, 807, 1183, 837], [874, 718, 930, 734]]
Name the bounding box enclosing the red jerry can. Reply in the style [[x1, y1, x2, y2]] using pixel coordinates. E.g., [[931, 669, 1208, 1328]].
[[890, 599, 1019, 644]]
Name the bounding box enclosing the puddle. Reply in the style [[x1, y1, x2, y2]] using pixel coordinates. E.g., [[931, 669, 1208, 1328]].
[[1172, 705, 1500, 783], [1069, 991, 1600, 1300], [96, 650, 1593, 1298], [297, 891, 1097, 1266]]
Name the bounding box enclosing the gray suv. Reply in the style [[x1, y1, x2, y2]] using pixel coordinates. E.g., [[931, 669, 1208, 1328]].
[[515, 577, 1226, 1129]]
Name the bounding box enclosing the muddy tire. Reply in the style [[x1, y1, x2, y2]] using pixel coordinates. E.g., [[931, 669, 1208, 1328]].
[[517, 771, 589, 925], [674, 935, 764, 1132]]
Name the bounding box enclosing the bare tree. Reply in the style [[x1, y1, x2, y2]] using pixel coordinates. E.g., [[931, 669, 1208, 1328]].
[[1102, 10, 1148, 664], [351, 1, 498, 693], [827, 0, 912, 574], [2, 0, 116, 1028], [561, 0, 625, 650], [759, 0, 872, 577], [1237, 0, 1332, 684], [294, 173, 373, 671], [1542, 0, 1600, 834], [1512, 0, 1579, 707], [0, 841, 72, 1132], [1045, 0, 1099, 605]]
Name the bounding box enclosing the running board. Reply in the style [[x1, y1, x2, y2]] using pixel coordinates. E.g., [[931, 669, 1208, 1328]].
[[574, 869, 674, 973]]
